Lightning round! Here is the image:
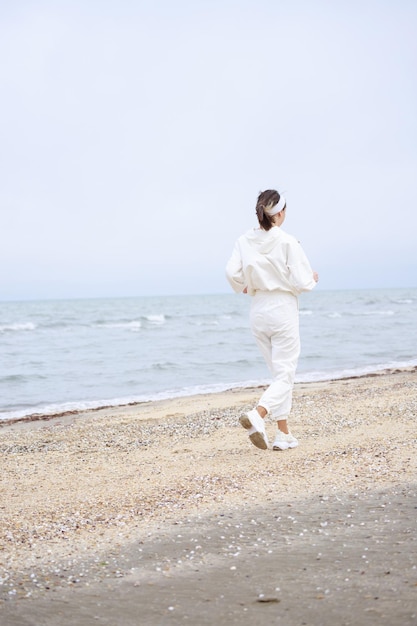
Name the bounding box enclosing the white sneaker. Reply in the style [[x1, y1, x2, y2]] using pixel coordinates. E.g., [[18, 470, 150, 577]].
[[272, 431, 298, 451], [239, 409, 269, 450]]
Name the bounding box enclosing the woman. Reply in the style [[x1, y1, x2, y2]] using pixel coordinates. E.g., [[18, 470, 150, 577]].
[[226, 189, 318, 451]]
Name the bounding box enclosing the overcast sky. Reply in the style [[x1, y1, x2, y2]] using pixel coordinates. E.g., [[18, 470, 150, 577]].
[[1, 0, 416, 300]]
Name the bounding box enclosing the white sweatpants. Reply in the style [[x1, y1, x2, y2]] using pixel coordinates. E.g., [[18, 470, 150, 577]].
[[250, 290, 300, 420]]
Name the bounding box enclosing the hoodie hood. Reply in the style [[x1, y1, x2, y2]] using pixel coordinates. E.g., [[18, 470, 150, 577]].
[[245, 226, 283, 255]]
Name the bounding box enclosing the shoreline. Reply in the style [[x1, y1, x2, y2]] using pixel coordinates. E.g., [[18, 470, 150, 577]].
[[1, 364, 416, 428], [1, 367, 416, 624]]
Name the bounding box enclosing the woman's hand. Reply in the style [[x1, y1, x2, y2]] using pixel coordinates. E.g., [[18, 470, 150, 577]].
[[313, 272, 319, 283]]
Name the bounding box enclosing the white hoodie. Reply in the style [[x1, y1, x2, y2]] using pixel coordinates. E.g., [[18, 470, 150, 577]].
[[226, 226, 316, 296]]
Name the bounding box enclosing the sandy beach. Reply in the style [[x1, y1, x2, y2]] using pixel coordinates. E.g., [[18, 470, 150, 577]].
[[1, 368, 416, 625]]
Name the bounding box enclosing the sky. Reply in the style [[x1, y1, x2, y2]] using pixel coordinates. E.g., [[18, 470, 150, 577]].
[[1, 0, 416, 300]]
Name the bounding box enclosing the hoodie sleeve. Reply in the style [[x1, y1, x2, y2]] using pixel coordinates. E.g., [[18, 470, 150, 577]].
[[225, 239, 246, 293], [286, 238, 317, 295]]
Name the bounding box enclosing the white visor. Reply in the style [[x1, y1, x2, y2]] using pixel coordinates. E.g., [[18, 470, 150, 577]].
[[265, 195, 286, 216]]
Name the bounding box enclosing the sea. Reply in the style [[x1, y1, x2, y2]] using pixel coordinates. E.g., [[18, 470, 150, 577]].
[[0, 287, 416, 422]]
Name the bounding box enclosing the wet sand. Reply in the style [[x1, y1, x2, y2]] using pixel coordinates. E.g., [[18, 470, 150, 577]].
[[1, 368, 416, 625]]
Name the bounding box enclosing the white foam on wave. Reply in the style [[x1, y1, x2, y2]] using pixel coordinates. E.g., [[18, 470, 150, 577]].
[[96, 321, 142, 331], [0, 379, 266, 422], [146, 314, 166, 324], [2, 359, 416, 423], [0, 322, 37, 332], [0, 399, 119, 422], [295, 358, 417, 383], [352, 310, 395, 316]]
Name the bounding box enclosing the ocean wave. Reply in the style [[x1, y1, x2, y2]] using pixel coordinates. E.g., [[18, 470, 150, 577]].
[[0, 322, 37, 333], [303, 309, 400, 319], [0, 373, 46, 385], [95, 321, 142, 332], [151, 361, 180, 370], [145, 314, 166, 324], [0, 380, 265, 423], [2, 359, 416, 423], [93, 315, 166, 330], [295, 358, 417, 383], [351, 310, 395, 316]]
